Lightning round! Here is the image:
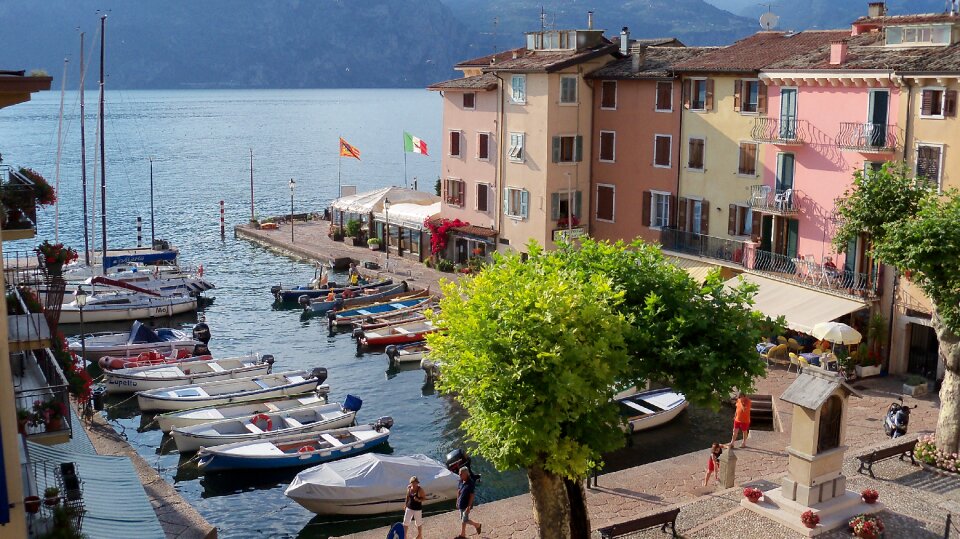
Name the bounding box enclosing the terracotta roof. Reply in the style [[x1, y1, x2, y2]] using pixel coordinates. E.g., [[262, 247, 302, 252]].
[[901, 43, 960, 73], [455, 48, 526, 68], [427, 73, 499, 91], [588, 46, 720, 80], [672, 30, 849, 73], [853, 13, 960, 25], [480, 41, 619, 73], [764, 31, 960, 73], [629, 38, 685, 48], [452, 224, 497, 238]]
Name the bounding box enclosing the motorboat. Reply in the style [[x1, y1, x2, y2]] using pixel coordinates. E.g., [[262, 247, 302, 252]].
[[98, 349, 206, 370], [196, 418, 392, 472], [301, 282, 411, 314], [284, 453, 459, 515], [137, 368, 327, 412], [357, 320, 436, 350], [68, 321, 198, 360], [615, 387, 689, 433], [59, 288, 197, 324], [171, 394, 361, 452], [156, 390, 329, 433], [353, 308, 430, 331], [104, 354, 272, 394], [331, 297, 431, 328], [272, 277, 392, 304], [385, 342, 430, 365]]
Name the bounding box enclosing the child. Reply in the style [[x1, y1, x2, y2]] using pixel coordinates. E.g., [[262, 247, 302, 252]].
[[703, 443, 723, 486]]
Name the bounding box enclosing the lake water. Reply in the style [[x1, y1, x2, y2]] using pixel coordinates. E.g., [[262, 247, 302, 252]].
[[0, 89, 732, 538]]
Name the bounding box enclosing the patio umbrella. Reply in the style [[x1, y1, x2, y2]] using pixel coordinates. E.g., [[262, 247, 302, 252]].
[[810, 322, 862, 345]]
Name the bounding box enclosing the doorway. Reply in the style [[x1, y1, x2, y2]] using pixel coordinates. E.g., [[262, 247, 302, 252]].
[[867, 90, 889, 148], [907, 323, 940, 379], [780, 88, 798, 139]]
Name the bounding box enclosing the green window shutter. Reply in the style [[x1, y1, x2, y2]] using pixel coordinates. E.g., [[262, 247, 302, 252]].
[[520, 190, 529, 218], [552, 136, 561, 163], [575, 191, 582, 217], [503, 188, 510, 215], [575, 136, 583, 162], [551, 193, 560, 220]]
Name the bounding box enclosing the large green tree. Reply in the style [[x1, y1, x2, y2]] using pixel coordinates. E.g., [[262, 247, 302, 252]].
[[834, 163, 960, 452], [428, 239, 769, 538]]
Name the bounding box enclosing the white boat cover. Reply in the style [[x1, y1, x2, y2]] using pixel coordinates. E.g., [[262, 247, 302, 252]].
[[371, 201, 441, 231], [285, 453, 457, 502], [331, 187, 439, 215]]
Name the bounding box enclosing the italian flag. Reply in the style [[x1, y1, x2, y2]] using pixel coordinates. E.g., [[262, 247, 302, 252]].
[[403, 131, 429, 156]]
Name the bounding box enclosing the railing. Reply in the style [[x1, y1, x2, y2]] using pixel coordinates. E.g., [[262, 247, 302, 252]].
[[22, 458, 85, 534], [836, 122, 899, 152], [748, 185, 799, 215], [750, 250, 877, 298], [5, 250, 67, 335], [659, 228, 748, 267], [1, 165, 38, 233], [751, 117, 804, 144], [13, 362, 72, 439]]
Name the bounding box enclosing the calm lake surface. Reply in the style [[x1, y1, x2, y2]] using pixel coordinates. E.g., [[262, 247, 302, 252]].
[[0, 89, 732, 538]]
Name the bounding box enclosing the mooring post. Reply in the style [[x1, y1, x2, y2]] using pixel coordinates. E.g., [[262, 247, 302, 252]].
[[719, 447, 738, 488], [136, 216, 142, 248], [220, 200, 225, 238]]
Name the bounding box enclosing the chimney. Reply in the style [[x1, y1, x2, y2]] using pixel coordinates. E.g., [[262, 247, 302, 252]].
[[620, 27, 630, 55], [588, 11, 594, 30], [830, 40, 848, 65], [632, 47, 646, 72], [867, 2, 886, 18]]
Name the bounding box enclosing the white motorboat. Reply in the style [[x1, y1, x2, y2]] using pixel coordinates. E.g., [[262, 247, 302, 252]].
[[385, 342, 430, 365], [156, 390, 329, 433], [68, 321, 198, 360], [615, 387, 689, 433], [59, 289, 197, 324], [171, 395, 361, 453], [137, 368, 327, 412], [104, 354, 272, 394], [285, 453, 460, 515]]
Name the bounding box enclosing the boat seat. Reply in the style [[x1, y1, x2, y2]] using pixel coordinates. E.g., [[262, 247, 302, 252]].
[[287, 375, 305, 383], [622, 400, 656, 414], [320, 433, 344, 447], [284, 417, 303, 428], [356, 310, 372, 315], [208, 363, 225, 373], [264, 403, 280, 412], [395, 328, 410, 335], [245, 423, 264, 434], [253, 378, 271, 390]]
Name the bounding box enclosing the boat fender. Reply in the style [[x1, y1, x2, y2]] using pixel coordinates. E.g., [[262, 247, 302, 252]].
[[310, 367, 329, 385], [298, 295, 311, 308], [250, 413, 272, 431], [297, 445, 316, 454], [192, 322, 211, 344], [375, 416, 394, 430], [352, 327, 364, 339]]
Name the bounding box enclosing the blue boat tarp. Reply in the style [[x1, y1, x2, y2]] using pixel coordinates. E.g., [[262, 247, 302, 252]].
[[102, 248, 178, 269]]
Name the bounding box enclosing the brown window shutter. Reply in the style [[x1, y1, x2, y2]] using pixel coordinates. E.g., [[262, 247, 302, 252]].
[[669, 195, 678, 228], [677, 197, 688, 231], [705, 79, 715, 111], [733, 80, 742, 112], [946, 90, 958, 117], [728, 205, 737, 235], [751, 211, 762, 243], [682, 80, 691, 110], [757, 81, 767, 114], [921, 90, 934, 116], [642, 191, 652, 227], [701, 200, 709, 235]]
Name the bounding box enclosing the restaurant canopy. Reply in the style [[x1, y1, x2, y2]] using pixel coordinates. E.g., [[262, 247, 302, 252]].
[[331, 187, 438, 215], [724, 273, 867, 334], [372, 201, 441, 231]]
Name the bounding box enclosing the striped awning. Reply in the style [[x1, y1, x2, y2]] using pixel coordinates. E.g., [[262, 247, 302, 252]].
[[665, 256, 721, 283]]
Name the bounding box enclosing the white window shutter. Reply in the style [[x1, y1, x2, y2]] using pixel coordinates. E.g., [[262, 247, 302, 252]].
[[520, 190, 529, 218]]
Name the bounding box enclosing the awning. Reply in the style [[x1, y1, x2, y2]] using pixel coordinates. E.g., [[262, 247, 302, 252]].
[[666, 256, 719, 283], [724, 273, 868, 333], [330, 187, 439, 214], [372, 202, 441, 231]]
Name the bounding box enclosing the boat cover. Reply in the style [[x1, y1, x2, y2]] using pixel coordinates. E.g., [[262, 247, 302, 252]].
[[285, 453, 458, 502], [129, 321, 165, 344]]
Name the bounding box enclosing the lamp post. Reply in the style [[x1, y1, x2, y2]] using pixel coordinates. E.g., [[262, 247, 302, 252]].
[[289, 178, 296, 243], [383, 198, 391, 261], [76, 286, 88, 371]]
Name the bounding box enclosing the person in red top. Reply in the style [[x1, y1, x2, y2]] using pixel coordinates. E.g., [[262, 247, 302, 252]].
[[703, 443, 723, 487], [728, 392, 752, 448]]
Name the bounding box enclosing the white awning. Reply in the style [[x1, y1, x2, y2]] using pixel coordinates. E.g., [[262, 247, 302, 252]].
[[724, 273, 868, 334], [330, 187, 439, 214], [373, 202, 441, 231]]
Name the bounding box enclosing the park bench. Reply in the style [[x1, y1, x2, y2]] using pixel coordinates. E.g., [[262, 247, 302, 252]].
[[856, 439, 917, 478], [596, 507, 681, 538]]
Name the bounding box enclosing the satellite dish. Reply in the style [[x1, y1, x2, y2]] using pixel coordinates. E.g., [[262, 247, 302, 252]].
[[760, 11, 780, 30]]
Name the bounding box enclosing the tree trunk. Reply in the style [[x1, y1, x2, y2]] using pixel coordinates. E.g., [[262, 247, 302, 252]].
[[527, 464, 592, 539], [933, 310, 960, 454]]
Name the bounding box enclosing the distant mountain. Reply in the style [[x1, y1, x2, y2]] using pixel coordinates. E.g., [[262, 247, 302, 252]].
[[734, 0, 950, 32]]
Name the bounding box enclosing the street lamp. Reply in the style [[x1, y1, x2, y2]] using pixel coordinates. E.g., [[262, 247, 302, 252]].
[[289, 178, 296, 243], [383, 198, 391, 261], [76, 286, 88, 371]]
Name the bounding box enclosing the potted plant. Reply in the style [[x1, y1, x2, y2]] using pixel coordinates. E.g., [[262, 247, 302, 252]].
[[17, 408, 32, 434], [367, 237, 381, 251], [855, 343, 881, 378], [35, 240, 79, 277], [904, 374, 928, 397], [32, 398, 67, 432], [800, 509, 820, 529], [849, 514, 884, 539], [743, 487, 763, 503], [24, 495, 41, 514], [436, 259, 455, 273], [861, 488, 879, 504], [19, 167, 56, 206], [43, 486, 60, 507]]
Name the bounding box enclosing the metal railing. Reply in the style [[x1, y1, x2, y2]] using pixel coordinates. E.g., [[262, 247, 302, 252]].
[[1, 166, 38, 232], [22, 458, 85, 535], [750, 250, 876, 298], [836, 122, 899, 152], [751, 117, 804, 144], [5, 250, 66, 335], [659, 228, 748, 266], [748, 185, 799, 215], [13, 357, 72, 439]]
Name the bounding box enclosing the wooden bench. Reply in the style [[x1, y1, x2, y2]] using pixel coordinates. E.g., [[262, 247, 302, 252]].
[[856, 439, 917, 478], [596, 507, 681, 539]]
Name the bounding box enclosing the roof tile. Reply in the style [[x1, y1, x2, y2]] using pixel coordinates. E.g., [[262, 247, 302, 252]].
[[673, 30, 850, 72]]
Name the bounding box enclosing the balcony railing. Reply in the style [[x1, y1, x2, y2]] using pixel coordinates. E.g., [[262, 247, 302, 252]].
[[5, 250, 66, 337], [751, 117, 804, 144], [748, 185, 799, 215], [836, 122, 899, 153], [750, 250, 877, 298], [1, 165, 38, 238], [23, 457, 85, 535], [659, 228, 748, 267]]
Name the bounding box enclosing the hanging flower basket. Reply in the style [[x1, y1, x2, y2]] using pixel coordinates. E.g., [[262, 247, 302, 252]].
[[35, 240, 78, 277]]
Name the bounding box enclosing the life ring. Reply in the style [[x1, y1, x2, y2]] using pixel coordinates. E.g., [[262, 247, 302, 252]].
[[250, 413, 272, 431], [297, 445, 316, 453]]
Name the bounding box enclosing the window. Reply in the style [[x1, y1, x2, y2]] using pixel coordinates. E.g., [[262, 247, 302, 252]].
[[599, 131, 615, 162], [916, 144, 943, 188], [511, 75, 526, 104], [551, 191, 582, 221], [654, 135, 671, 168], [656, 81, 673, 112], [463, 92, 476, 109], [600, 81, 617, 109], [738, 142, 758, 175], [677, 197, 709, 234], [476, 183, 490, 212], [736, 79, 761, 113], [552, 135, 583, 163], [449, 131, 462, 157], [728, 204, 753, 236], [684, 78, 712, 111], [650, 191, 671, 229], [596, 184, 615, 222], [560, 76, 578, 104], [503, 187, 529, 219], [902, 26, 933, 44], [477, 132, 490, 160], [921, 88, 944, 117], [509, 132, 525, 162], [444, 178, 465, 206], [863, 161, 884, 180], [688, 137, 705, 170]]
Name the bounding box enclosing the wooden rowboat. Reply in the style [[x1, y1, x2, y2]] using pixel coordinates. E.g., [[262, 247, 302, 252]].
[[137, 368, 327, 412]]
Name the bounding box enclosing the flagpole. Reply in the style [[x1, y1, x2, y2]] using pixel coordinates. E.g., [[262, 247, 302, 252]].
[[403, 140, 408, 189], [337, 137, 342, 199]]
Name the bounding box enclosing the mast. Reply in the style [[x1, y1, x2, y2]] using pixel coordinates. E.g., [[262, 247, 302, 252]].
[[98, 14, 107, 261], [149, 157, 155, 245], [250, 148, 255, 221], [54, 57, 68, 242], [79, 31, 91, 265]]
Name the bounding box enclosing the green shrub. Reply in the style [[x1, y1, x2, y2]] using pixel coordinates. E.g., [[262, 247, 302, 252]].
[[905, 374, 927, 386], [345, 219, 361, 237]]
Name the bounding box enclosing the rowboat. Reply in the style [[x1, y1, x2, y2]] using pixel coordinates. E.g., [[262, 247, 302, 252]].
[[615, 387, 688, 433], [156, 390, 330, 433], [171, 395, 361, 452], [137, 368, 327, 412], [104, 354, 272, 394], [354, 307, 430, 331], [301, 282, 410, 314], [98, 349, 204, 370], [357, 320, 436, 350], [272, 278, 392, 304], [59, 290, 197, 324], [331, 297, 431, 328], [385, 342, 430, 365], [285, 453, 460, 515], [196, 418, 393, 472], [68, 321, 198, 360]]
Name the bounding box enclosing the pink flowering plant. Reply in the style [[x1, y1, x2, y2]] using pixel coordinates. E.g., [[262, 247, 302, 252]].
[[915, 433, 960, 473]]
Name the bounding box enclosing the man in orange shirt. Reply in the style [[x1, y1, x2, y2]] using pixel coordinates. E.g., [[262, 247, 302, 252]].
[[729, 392, 751, 448]]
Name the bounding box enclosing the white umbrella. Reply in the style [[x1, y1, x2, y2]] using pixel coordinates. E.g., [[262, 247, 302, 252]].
[[810, 322, 862, 345]]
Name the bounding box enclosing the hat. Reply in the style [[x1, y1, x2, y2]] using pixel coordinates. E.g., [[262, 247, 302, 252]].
[[409, 476, 419, 484]]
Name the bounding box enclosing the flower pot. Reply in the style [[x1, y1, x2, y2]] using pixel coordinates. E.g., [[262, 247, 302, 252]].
[[856, 364, 882, 378], [24, 496, 41, 514], [46, 262, 63, 277], [44, 495, 60, 507], [17, 418, 29, 435], [369, 244, 380, 251], [903, 383, 927, 397], [45, 417, 63, 432]]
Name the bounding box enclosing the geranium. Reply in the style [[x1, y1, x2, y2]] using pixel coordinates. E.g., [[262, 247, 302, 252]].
[[849, 514, 884, 539], [32, 398, 67, 425], [18, 167, 56, 206], [423, 217, 469, 255], [742, 487, 763, 501], [557, 214, 580, 228], [861, 488, 879, 504], [800, 509, 820, 527], [35, 240, 79, 266]]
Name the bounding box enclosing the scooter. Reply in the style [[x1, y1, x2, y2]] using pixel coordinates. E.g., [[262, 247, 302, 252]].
[[883, 397, 916, 438]]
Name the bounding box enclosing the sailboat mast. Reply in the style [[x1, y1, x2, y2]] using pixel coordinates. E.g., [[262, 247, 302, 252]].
[[54, 57, 68, 242], [250, 149, 254, 221], [98, 14, 107, 261], [79, 31, 91, 265], [150, 157, 155, 245]]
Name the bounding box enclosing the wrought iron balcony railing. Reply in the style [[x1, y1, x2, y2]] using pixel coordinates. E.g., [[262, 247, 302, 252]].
[[748, 185, 799, 215], [750, 250, 877, 298], [659, 228, 748, 267], [836, 122, 899, 153], [751, 117, 804, 144]]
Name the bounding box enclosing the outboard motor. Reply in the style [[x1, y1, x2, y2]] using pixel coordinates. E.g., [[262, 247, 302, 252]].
[[298, 295, 311, 308], [445, 448, 481, 483], [192, 322, 211, 344], [385, 345, 399, 364], [353, 327, 366, 340], [192, 343, 211, 357], [310, 367, 329, 385], [883, 397, 914, 438], [270, 285, 282, 296], [261, 354, 275, 373], [374, 416, 395, 431], [328, 310, 338, 331]]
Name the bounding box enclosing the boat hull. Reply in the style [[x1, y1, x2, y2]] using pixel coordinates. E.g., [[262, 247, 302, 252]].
[[172, 409, 355, 452], [137, 376, 321, 412], [105, 362, 269, 394], [287, 490, 456, 516], [59, 296, 197, 324], [196, 428, 389, 472], [156, 388, 329, 432], [275, 279, 392, 303], [304, 282, 409, 314]]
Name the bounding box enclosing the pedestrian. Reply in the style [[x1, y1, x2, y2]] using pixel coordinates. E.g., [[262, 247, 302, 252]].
[[729, 392, 751, 448], [403, 476, 425, 539], [348, 262, 360, 286], [703, 443, 722, 486], [456, 467, 481, 538]]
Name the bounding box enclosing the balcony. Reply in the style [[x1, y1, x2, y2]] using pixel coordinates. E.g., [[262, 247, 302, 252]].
[[13, 349, 73, 444], [751, 117, 804, 145], [1, 165, 39, 240], [749, 250, 877, 299], [22, 457, 86, 537], [836, 122, 900, 153], [748, 185, 799, 216], [659, 228, 748, 267]]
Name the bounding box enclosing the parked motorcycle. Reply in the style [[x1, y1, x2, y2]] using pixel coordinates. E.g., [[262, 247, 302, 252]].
[[883, 397, 916, 438]]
